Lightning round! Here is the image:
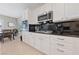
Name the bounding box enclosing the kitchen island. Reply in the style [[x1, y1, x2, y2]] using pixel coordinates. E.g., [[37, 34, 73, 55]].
[[22, 31, 79, 55]]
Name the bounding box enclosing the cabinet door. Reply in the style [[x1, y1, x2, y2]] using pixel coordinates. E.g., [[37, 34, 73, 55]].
[[55, 36, 75, 55], [28, 34, 34, 46], [74, 38, 79, 54], [65, 3, 79, 20], [27, 33, 35, 46], [50, 35, 56, 54], [22, 32, 34, 46], [53, 3, 65, 22], [34, 34, 41, 50], [27, 34, 32, 45], [40, 35, 50, 54], [22, 32, 30, 44]]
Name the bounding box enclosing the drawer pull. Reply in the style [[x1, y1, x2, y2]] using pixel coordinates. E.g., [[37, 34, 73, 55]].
[[57, 38, 64, 40], [56, 43, 64, 46], [57, 48, 64, 52]]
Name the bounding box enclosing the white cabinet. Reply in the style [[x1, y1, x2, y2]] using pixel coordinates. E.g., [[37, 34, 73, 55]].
[[53, 3, 65, 22], [50, 35, 56, 54], [22, 32, 34, 46], [33, 33, 41, 50], [53, 3, 79, 22], [65, 3, 79, 20], [28, 33, 34, 46], [22, 32, 29, 44], [50, 35, 75, 55], [50, 35, 65, 55], [22, 32, 50, 54], [22, 31, 79, 55], [29, 33, 36, 46], [39, 34, 50, 54], [33, 33, 50, 54], [28, 18, 38, 24], [73, 38, 79, 54], [34, 35, 41, 50], [55, 36, 74, 55]]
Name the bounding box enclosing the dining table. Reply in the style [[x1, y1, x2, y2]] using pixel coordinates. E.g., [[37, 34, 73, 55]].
[[0, 29, 17, 43]]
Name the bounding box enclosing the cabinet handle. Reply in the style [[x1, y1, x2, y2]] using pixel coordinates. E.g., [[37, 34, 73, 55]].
[[57, 38, 64, 40], [56, 43, 64, 46], [57, 48, 64, 52]]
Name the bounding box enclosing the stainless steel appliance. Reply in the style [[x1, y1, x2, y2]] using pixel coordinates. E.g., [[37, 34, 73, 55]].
[[38, 11, 53, 23], [29, 24, 40, 32], [55, 21, 79, 35]]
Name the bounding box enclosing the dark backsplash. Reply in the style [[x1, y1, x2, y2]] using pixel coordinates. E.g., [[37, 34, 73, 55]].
[[29, 21, 79, 35]]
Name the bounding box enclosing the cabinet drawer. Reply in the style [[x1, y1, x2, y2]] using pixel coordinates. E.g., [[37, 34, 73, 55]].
[[55, 41, 74, 54], [56, 43, 64, 47], [55, 47, 73, 55], [56, 41, 74, 50], [54, 48, 65, 55], [56, 48, 64, 53], [56, 36, 74, 45]]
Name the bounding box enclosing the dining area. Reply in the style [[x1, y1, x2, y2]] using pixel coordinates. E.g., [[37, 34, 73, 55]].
[[0, 29, 18, 43]]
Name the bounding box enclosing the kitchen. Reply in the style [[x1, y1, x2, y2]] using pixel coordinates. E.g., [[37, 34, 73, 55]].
[[0, 3, 79, 55], [22, 3, 79, 55]]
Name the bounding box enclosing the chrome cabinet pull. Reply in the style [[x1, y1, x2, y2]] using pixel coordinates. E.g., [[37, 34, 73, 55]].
[[57, 38, 64, 40], [57, 48, 64, 52], [56, 43, 64, 46]]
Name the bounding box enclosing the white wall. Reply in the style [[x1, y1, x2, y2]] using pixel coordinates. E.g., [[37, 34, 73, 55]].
[[0, 15, 17, 29], [0, 3, 28, 18]]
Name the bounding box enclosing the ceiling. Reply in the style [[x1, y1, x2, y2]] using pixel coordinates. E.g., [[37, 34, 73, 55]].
[[0, 3, 44, 18]]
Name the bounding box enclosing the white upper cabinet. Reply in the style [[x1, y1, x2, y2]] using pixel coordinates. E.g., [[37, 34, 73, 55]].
[[53, 3, 79, 22], [65, 3, 79, 20], [53, 3, 65, 22], [25, 3, 79, 24]]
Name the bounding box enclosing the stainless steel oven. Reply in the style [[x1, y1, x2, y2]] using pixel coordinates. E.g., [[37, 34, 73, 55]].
[[55, 21, 79, 35]]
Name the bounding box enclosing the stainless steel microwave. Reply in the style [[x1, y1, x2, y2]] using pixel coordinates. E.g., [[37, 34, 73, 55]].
[[38, 11, 53, 22]]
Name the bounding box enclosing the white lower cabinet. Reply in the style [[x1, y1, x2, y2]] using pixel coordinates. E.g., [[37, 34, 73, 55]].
[[34, 34, 41, 51], [50, 35, 65, 55], [73, 38, 79, 54], [22, 31, 79, 55], [22, 32, 30, 44], [39, 35, 50, 54], [55, 37, 73, 55], [22, 32, 34, 46], [50, 35, 75, 55], [50, 35, 56, 54]]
